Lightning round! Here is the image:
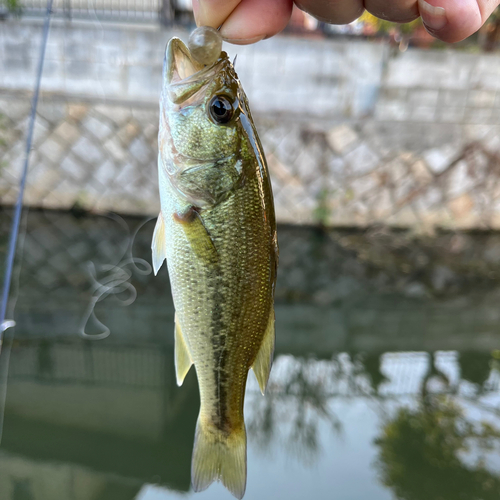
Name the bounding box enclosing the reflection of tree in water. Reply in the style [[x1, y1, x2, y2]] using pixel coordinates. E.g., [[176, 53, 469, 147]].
[[492, 352, 500, 378], [359, 353, 388, 393], [247, 354, 372, 463], [247, 359, 341, 464], [420, 352, 451, 396], [247, 350, 498, 470], [459, 352, 493, 388], [375, 396, 500, 500]]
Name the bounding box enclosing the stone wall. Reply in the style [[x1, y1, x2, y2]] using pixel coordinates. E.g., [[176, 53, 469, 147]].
[[1, 19, 500, 228]]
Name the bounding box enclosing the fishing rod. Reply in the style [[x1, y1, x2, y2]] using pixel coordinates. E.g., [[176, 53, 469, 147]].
[[0, 0, 54, 341]]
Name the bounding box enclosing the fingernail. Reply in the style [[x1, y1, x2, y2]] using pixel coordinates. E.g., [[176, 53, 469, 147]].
[[221, 35, 265, 45], [418, 0, 447, 31]]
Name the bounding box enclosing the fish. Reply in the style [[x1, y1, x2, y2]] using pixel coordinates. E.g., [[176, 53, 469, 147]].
[[152, 37, 278, 499]]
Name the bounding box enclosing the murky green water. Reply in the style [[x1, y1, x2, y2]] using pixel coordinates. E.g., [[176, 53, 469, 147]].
[[1, 208, 499, 500]]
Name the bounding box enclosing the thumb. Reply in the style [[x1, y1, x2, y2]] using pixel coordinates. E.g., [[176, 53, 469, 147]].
[[418, 0, 500, 43], [192, 0, 242, 29]]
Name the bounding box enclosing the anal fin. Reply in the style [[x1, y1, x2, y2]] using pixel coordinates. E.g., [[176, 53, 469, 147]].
[[151, 212, 167, 275], [252, 306, 275, 395], [175, 314, 193, 386]]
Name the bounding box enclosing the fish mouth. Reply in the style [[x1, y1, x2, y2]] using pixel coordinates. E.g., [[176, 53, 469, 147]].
[[165, 37, 205, 85], [164, 38, 229, 105]]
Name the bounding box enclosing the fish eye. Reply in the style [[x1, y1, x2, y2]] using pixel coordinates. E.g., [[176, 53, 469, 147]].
[[208, 95, 233, 124]]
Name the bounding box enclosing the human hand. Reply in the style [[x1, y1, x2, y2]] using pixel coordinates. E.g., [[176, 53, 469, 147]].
[[192, 0, 500, 45]]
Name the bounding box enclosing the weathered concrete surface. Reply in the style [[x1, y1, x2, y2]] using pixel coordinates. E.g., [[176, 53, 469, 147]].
[[3, 20, 500, 120], [2, 20, 500, 228], [0, 20, 387, 117]]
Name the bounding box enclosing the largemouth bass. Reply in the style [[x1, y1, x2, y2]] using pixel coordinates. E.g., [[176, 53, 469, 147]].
[[152, 37, 278, 499]]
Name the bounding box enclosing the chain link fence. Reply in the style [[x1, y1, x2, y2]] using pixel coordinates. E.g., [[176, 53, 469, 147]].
[[0, 98, 161, 215], [11, 0, 191, 23], [2, 94, 500, 229]]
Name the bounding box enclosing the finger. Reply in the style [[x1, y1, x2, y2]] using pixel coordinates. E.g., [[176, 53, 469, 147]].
[[220, 0, 294, 44], [294, 0, 364, 24], [418, 0, 499, 43], [192, 0, 242, 29], [365, 0, 419, 23]]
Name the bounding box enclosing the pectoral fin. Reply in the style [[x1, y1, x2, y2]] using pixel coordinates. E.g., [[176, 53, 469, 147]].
[[175, 314, 193, 386], [152, 212, 167, 275], [174, 207, 217, 264], [252, 307, 275, 395]]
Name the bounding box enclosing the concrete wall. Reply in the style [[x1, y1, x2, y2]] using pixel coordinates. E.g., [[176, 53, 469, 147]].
[[0, 19, 387, 116], [2, 19, 500, 228], [3, 20, 500, 120]]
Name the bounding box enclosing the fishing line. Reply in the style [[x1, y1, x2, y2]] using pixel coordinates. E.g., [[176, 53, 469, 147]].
[[79, 216, 154, 340], [0, 0, 54, 339]]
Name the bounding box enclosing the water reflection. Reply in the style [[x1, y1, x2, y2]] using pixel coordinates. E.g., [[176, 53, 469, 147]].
[[247, 356, 344, 463], [247, 351, 499, 462], [362, 353, 389, 392], [12, 479, 34, 500], [375, 396, 500, 500], [0, 208, 499, 499], [460, 352, 495, 389]]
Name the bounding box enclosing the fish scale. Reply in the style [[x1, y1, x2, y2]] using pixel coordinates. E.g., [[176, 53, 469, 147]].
[[152, 37, 278, 499], [169, 175, 271, 413]]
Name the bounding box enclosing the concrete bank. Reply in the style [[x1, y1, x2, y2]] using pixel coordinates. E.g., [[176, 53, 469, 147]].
[[1, 20, 500, 228]]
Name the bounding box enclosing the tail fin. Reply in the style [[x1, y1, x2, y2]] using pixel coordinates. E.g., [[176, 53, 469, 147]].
[[191, 418, 247, 499]]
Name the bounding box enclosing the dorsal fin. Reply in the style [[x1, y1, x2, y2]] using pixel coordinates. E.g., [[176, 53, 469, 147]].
[[252, 306, 275, 395]]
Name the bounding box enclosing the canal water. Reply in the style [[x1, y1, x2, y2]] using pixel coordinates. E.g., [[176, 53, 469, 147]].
[[0, 208, 499, 500]]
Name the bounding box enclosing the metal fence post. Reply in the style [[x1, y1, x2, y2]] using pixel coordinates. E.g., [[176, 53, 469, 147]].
[[63, 0, 72, 20], [159, 0, 174, 26]]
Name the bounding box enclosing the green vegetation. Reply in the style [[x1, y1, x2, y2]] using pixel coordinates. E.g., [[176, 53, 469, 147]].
[[0, 113, 8, 149], [482, 7, 500, 51], [313, 188, 331, 227], [1, 0, 23, 14], [360, 7, 500, 51], [375, 397, 500, 500], [359, 11, 422, 36]]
